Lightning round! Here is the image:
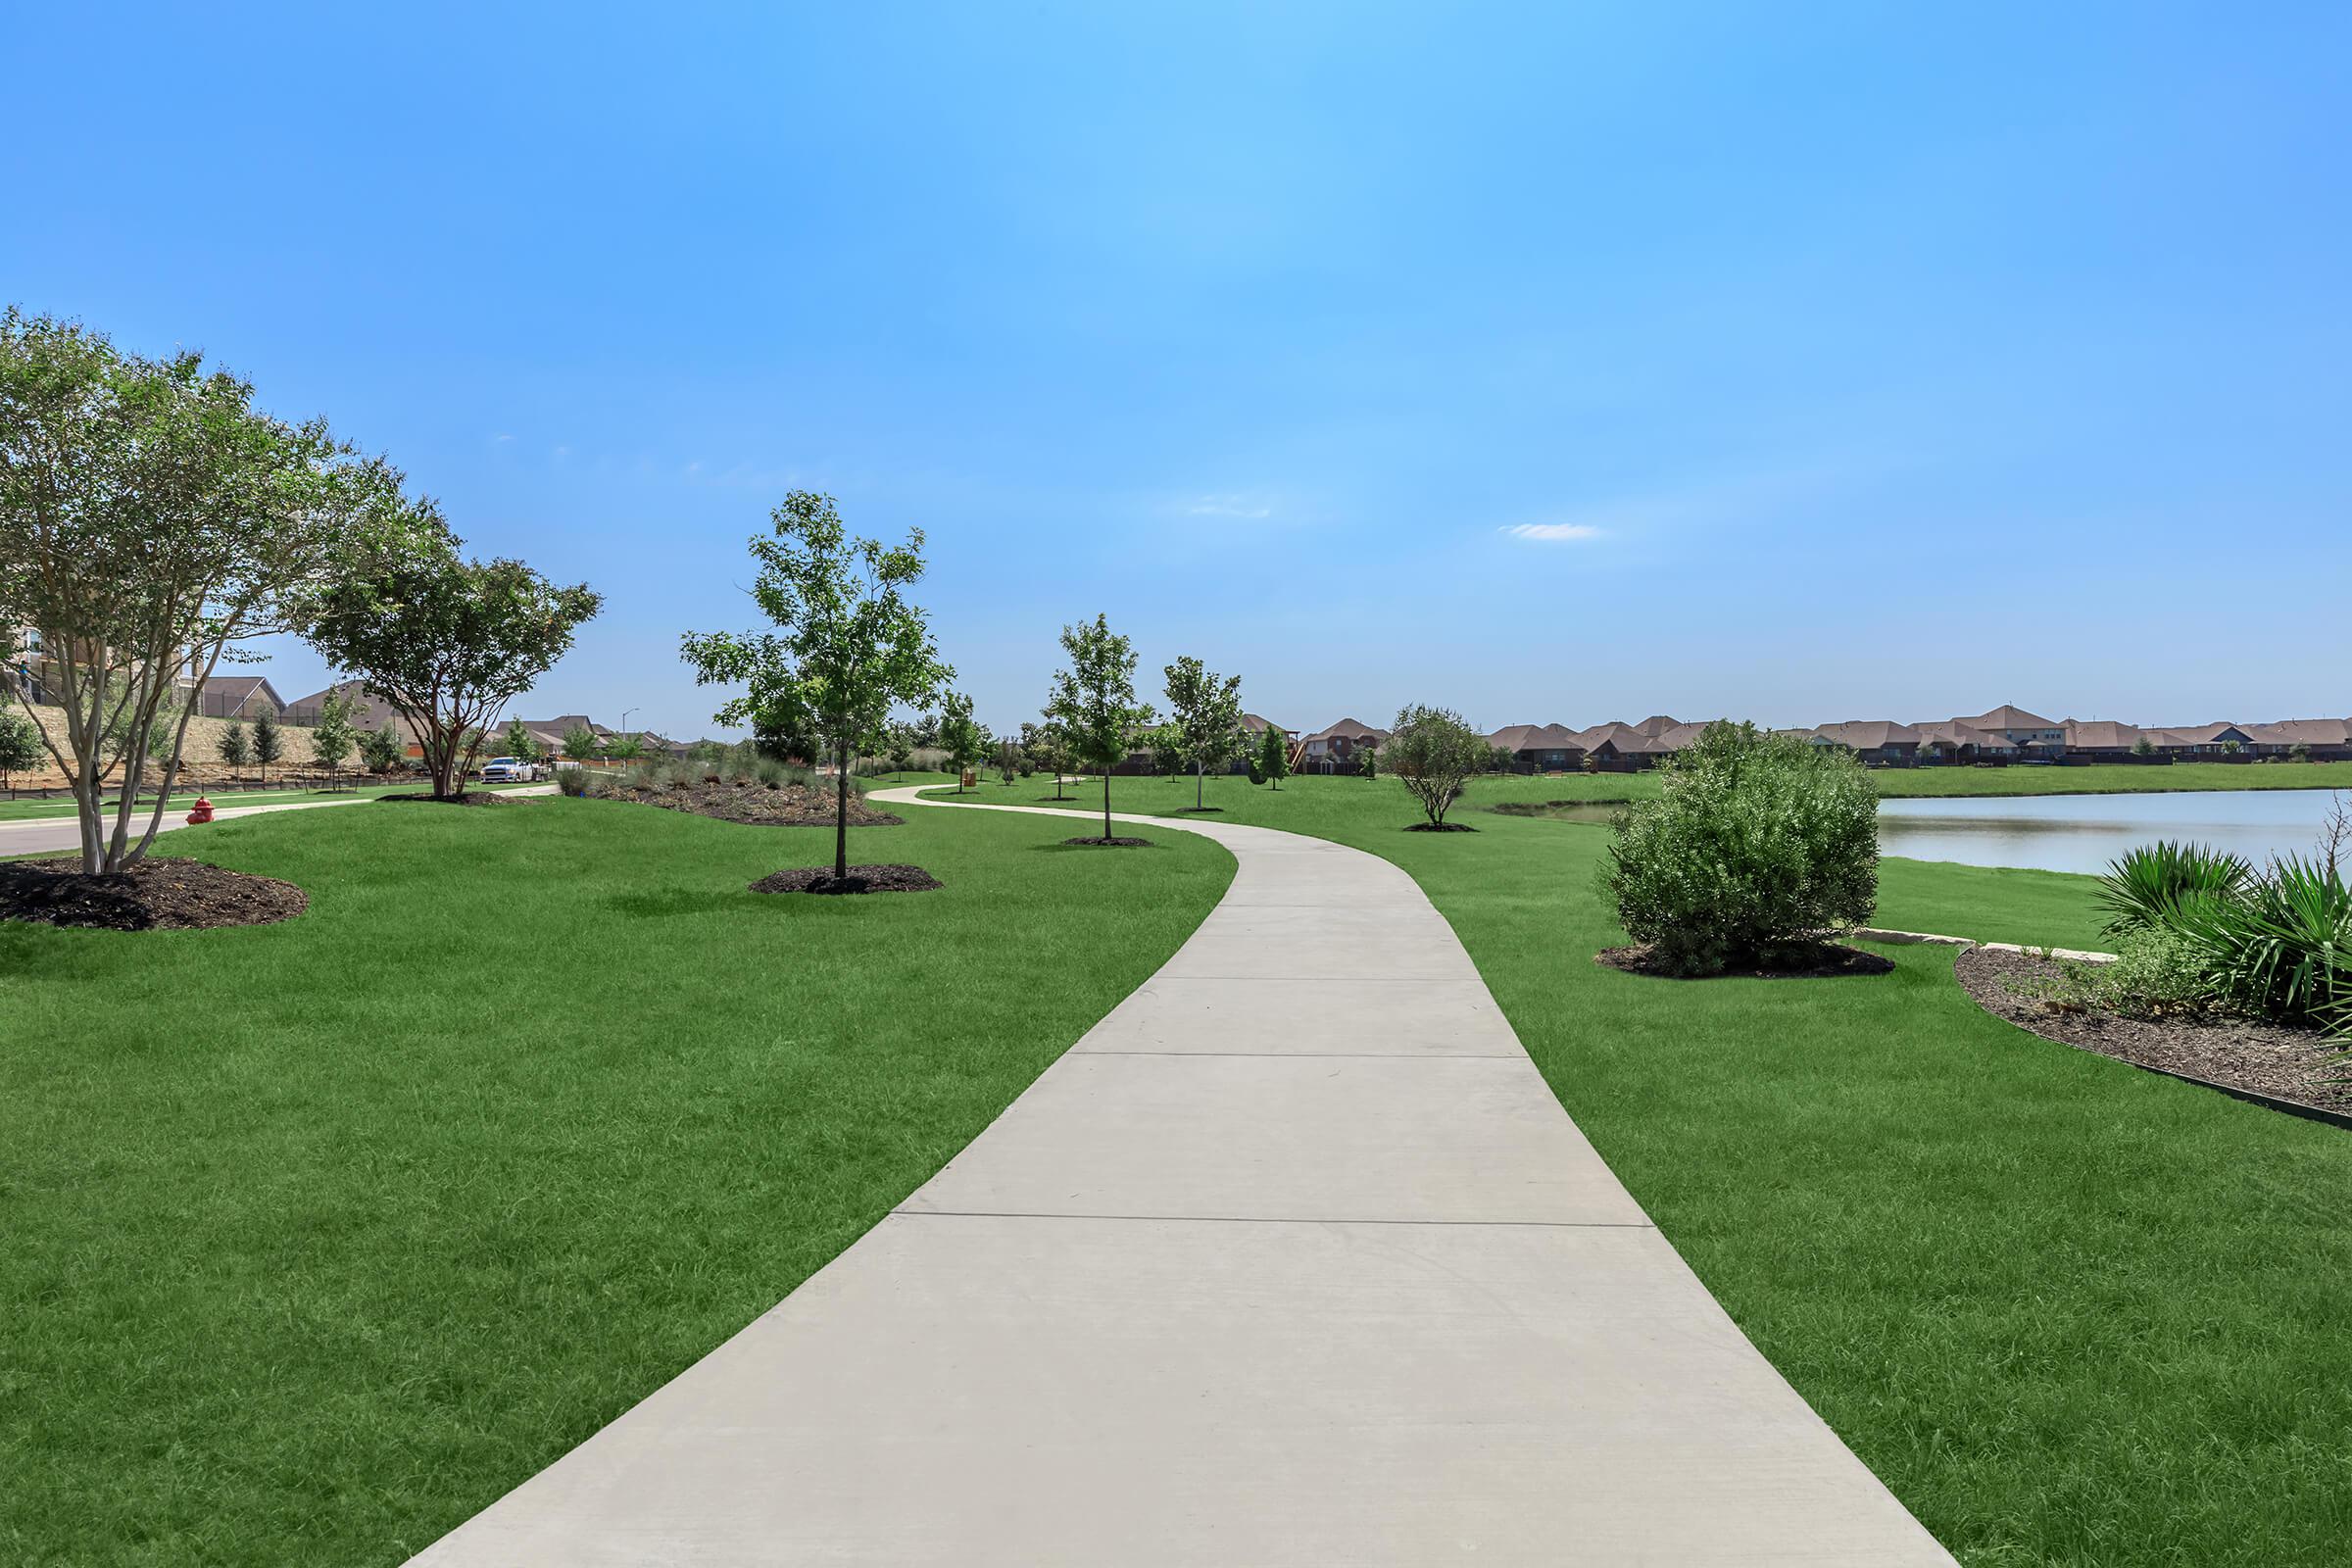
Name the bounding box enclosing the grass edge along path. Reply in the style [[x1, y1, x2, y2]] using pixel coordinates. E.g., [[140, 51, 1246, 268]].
[[0, 789, 1233, 1566], [921, 772, 2352, 1568]]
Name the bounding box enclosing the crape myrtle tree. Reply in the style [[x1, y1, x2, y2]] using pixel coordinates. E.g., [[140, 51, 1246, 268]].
[[1258, 722, 1291, 790], [308, 692, 357, 788], [938, 690, 985, 792], [680, 491, 951, 879], [0, 308, 410, 872], [1163, 655, 1245, 810], [1386, 704, 1491, 828], [307, 506, 604, 801], [1046, 613, 1155, 843]]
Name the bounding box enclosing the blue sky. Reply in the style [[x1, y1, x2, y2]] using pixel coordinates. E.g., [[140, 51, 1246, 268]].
[[8, 2, 2347, 738]]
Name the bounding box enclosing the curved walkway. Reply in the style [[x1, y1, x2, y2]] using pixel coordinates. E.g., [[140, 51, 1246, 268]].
[[410, 788, 1951, 1566]]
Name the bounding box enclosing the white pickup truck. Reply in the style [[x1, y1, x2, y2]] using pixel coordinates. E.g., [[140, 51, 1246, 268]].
[[477, 757, 543, 783]]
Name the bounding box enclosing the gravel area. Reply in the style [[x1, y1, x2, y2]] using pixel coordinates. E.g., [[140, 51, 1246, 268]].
[[1954, 946, 2351, 1116]]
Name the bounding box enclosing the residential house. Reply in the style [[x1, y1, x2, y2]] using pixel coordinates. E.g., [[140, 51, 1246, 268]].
[[1954, 705, 2066, 759], [1488, 721, 1588, 771], [180, 674, 284, 720], [2059, 719, 2148, 760], [2243, 718, 2352, 761], [2143, 721, 2258, 759], [282, 680, 422, 753], [1911, 720, 2017, 765], [1297, 717, 1389, 773], [1795, 720, 1924, 767]]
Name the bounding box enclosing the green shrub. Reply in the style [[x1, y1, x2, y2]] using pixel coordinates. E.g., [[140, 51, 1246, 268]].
[[1599, 722, 1878, 975], [554, 765, 592, 797], [2011, 928, 2219, 1021], [2095, 841, 2253, 936]]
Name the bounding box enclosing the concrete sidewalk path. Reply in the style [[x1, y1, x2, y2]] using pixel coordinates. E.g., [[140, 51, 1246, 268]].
[[409, 788, 1952, 1566], [0, 784, 555, 858]]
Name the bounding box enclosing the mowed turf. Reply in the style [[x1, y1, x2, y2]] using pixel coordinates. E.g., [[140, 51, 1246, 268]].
[[0, 790, 1232, 1566], [932, 771, 2352, 1567]]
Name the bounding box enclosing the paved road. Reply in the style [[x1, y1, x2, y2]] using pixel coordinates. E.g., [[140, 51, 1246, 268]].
[[410, 788, 1952, 1566], [0, 786, 556, 858]]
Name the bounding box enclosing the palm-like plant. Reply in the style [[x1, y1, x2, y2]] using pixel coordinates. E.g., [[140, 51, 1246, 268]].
[[2094, 841, 2253, 936]]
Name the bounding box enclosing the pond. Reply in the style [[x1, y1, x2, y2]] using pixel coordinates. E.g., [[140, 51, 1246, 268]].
[[1875, 789, 2347, 876], [1494, 789, 2348, 876]]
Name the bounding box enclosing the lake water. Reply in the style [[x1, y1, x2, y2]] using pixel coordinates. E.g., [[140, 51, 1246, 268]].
[[1875, 789, 2346, 876]]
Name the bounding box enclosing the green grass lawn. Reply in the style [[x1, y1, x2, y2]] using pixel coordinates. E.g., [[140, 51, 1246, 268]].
[[0, 789, 1233, 1566], [1451, 758, 2352, 804], [929, 770, 2352, 1566]]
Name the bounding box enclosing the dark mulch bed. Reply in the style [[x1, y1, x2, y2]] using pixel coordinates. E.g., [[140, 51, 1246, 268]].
[[0, 856, 307, 931], [1405, 822, 1478, 833], [1595, 941, 1895, 980], [1954, 946, 2352, 1116], [376, 791, 513, 808], [1063, 836, 1153, 848], [750, 863, 941, 897], [613, 779, 903, 828]]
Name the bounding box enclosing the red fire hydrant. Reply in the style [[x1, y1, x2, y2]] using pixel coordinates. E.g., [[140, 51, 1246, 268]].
[[185, 797, 215, 825]]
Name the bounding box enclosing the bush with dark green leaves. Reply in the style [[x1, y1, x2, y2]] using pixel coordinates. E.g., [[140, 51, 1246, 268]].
[[1600, 721, 1879, 975]]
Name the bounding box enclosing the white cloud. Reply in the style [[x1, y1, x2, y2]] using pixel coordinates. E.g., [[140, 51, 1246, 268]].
[[1501, 521, 1604, 542], [1186, 494, 1273, 518]]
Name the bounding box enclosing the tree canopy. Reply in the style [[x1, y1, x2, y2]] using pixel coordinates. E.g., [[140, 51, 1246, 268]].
[[307, 514, 602, 799], [1046, 613, 1154, 842], [1162, 655, 1245, 809], [680, 491, 949, 876], [1385, 704, 1490, 827], [0, 308, 410, 869]]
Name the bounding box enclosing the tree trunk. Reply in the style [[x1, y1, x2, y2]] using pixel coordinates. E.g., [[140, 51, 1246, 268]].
[[1195, 760, 1204, 810], [835, 742, 851, 881], [1102, 769, 1112, 842]]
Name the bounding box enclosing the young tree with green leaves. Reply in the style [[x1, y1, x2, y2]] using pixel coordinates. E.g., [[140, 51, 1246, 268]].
[[309, 694, 357, 787], [0, 708, 40, 789], [563, 724, 599, 764], [885, 723, 916, 780], [1355, 742, 1379, 781], [1386, 704, 1491, 828], [938, 690, 985, 793], [680, 491, 951, 879], [250, 706, 284, 785], [502, 718, 540, 767], [1163, 655, 1246, 810], [359, 721, 407, 775], [1146, 722, 1184, 779], [307, 513, 603, 800], [0, 308, 410, 870], [1259, 723, 1292, 791], [605, 732, 646, 763], [1045, 613, 1155, 843]]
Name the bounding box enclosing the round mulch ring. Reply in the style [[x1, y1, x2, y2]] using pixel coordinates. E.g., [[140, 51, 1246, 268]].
[[376, 792, 514, 807], [750, 863, 943, 896], [1062, 836, 1153, 848], [1595, 942, 1894, 980], [1405, 822, 1478, 833], [0, 856, 307, 931]]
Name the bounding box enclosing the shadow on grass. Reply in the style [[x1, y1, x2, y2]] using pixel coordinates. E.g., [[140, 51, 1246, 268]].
[[603, 888, 769, 919]]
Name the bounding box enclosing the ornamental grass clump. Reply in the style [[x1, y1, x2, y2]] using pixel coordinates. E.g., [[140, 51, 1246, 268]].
[[1600, 721, 1878, 976], [2090, 827, 2351, 1036]]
